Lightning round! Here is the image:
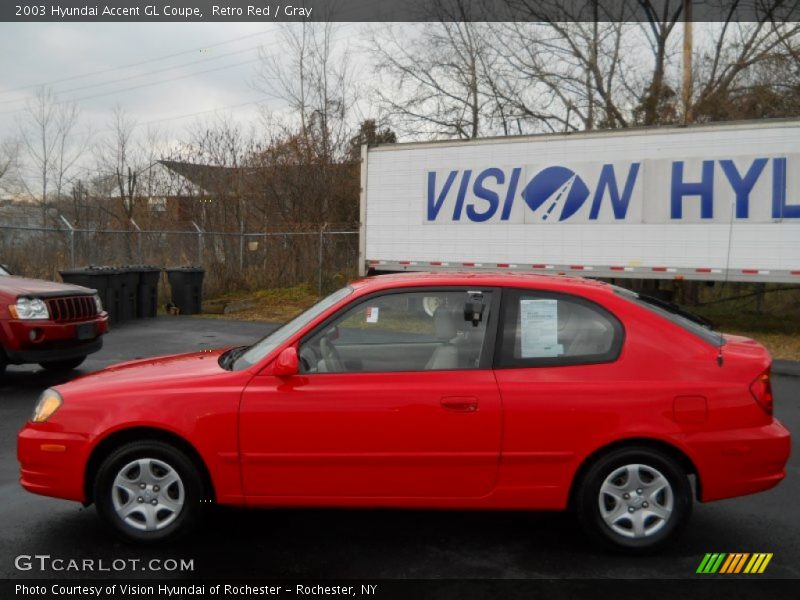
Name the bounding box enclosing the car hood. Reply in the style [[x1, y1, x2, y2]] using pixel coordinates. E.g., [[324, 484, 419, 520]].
[[0, 275, 94, 297], [60, 349, 231, 392]]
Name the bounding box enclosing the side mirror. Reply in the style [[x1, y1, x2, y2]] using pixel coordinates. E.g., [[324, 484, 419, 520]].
[[273, 347, 299, 377]]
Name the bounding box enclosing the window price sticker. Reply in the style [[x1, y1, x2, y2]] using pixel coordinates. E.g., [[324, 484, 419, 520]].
[[366, 307, 380, 323]]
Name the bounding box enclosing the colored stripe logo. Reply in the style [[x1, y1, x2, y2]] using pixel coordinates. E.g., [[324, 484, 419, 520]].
[[697, 553, 773, 574]]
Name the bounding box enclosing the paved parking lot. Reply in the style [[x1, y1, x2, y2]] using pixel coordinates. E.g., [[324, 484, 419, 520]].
[[1, 317, 798, 579]]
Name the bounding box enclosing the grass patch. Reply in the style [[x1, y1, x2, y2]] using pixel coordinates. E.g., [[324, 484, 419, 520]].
[[201, 284, 321, 323], [692, 306, 800, 361], [690, 286, 800, 361]]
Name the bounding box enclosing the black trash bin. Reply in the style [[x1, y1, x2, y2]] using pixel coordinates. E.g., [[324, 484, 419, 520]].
[[131, 266, 161, 318], [95, 266, 122, 324], [60, 267, 98, 292], [165, 266, 205, 315], [60, 266, 117, 322], [116, 267, 140, 323]]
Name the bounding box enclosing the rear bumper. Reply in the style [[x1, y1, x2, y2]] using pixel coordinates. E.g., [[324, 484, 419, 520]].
[[2, 315, 108, 364], [17, 425, 90, 503], [688, 420, 791, 502]]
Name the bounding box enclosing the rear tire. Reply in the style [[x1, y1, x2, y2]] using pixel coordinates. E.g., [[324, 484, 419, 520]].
[[574, 446, 692, 553], [39, 356, 86, 372], [94, 440, 203, 543]]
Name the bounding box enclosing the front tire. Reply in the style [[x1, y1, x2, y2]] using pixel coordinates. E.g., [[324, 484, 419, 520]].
[[39, 356, 86, 372], [575, 446, 692, 553], [94, 441, 203, 543]]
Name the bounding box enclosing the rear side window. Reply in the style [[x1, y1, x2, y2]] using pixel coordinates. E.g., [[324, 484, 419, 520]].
[[496, 289, 623, 368]]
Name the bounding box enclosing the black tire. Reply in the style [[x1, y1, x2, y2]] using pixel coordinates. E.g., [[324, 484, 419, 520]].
[[94, 440, 203, 543], [39, 356, 86, 372], [574, 446, 692, 553], [0, 352, 6, 377]]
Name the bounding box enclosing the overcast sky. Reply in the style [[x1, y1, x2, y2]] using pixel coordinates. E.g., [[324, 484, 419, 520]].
[[0, 22, 368, 146]]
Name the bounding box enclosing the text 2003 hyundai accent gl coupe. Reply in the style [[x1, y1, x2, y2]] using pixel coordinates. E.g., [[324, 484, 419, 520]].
[[18, 273, 790, 550]]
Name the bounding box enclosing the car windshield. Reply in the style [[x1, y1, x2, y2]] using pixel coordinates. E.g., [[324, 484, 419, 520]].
[[614, 285, 723, 346], [231, 286, 354, 371]]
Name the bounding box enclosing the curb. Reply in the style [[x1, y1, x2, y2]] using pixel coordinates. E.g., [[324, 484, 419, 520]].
[[772, 360, 800, 378]]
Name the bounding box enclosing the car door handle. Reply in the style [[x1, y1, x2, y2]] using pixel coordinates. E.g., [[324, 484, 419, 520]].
[[440, 396, 479, 412]]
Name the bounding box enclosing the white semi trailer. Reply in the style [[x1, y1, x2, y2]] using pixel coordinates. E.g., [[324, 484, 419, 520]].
[[358, 119, 800, 283]]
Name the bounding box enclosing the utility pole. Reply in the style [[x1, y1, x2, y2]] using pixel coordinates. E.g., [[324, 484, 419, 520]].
[[682, 0, 693, 124]]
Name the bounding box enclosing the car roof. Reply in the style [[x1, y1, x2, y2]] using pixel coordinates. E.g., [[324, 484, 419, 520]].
[[351, 271, 613, 295]]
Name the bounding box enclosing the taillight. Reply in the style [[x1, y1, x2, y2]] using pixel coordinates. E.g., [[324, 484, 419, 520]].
[[750, 368, 774, 416]]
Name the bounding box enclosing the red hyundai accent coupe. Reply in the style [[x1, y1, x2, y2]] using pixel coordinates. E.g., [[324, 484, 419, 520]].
[[18, 273, 790, 551]]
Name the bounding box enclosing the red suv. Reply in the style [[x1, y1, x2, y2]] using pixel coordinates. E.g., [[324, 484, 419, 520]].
[[17, 273, 790, 551], [1, 264, 108, 374]]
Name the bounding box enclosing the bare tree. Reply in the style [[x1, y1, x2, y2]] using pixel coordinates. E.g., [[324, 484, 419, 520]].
[[254, 21, 355, 163], [635, 0, 685, 125], [103, 106, 141, 224], [489, 0, 799, 131], [0, 137, 20, 192], [368, 4, 504, 140], [689, 17, 800, 122], [17, 87, 87, 225], [492, 2, 638, 132], [139, 125, 167, 200]]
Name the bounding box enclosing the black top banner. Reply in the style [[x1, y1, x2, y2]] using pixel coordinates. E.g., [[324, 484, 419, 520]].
[[2, 0, 800, 22]]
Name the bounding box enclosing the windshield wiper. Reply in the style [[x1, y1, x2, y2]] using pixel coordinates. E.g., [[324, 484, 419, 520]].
[[218, 345, 248, 371]]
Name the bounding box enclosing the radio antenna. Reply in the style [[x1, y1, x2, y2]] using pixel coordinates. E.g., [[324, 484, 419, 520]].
[[718, 199, 736, 366]]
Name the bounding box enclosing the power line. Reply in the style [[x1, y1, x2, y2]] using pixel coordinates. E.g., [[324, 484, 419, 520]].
[[0, 28, 275, 96], [0, 58, 265, 116], [0, 22, 362, 116], [0, 44, 265, 106], [1, 22, 367, 135]]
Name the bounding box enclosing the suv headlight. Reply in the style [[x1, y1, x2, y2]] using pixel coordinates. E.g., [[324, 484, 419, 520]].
[[9, 297, 49, 320], [93, 293, 104, 313], [32, 389, 63, 423]]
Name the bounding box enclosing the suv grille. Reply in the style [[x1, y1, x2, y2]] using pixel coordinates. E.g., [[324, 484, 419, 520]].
[[45, 295, 98, 322]]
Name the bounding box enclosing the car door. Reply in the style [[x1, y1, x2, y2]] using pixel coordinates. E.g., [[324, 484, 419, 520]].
[[239, 287, 502, 500], [492, 287, 626, 506]]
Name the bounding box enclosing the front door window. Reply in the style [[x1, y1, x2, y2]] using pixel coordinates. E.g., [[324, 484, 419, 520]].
[[299, 290, 493, 374]]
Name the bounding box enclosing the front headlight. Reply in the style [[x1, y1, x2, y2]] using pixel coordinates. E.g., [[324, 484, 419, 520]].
[[32, 389, 63, 423], [93, 293, 104, 313], [10, 297, 49, 320]]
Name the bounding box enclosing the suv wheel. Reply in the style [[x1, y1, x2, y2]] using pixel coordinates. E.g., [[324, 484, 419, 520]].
[[39, 356, 86, 372], [94, 440, 203, 543], [575, 446, 692, 553]]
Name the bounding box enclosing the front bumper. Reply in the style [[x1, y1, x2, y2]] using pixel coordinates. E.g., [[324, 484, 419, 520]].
[[689, 420, 792, 502], [2, 315, 108, 364], [6, 338, 103, 364], [17, 425, 90, 503]]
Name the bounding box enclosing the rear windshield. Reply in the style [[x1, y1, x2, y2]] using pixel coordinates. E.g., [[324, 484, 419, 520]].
[[614, 286, 723, 347]]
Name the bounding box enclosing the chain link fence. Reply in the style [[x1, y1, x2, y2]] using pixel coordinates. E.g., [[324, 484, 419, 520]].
[[0, 224, 360, 299]]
